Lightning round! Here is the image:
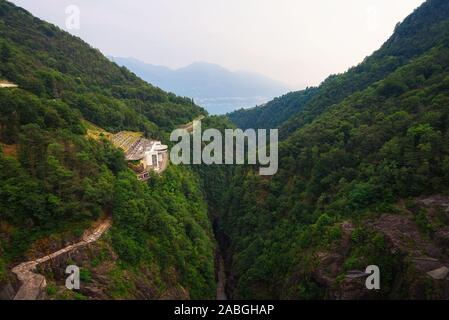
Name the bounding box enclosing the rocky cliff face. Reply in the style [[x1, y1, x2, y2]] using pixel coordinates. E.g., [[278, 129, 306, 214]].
[[2, 235, 191, 300], [0, 271, 19, 300], [307, 196, 449, 300]]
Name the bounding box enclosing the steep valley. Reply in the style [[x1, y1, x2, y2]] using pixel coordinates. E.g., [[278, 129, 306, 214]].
[[2, 0, 449, 301], [206, 0, 449, 299]]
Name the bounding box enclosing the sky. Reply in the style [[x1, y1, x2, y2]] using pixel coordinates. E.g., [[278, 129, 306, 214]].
[[11, 0, 426, 88]]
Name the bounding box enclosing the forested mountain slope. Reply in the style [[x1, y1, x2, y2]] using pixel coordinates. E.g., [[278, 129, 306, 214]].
[[3, 0, 449, 301], [212, 0, 449, 299], [229, 0, 449, 136], [0, 0, 214, 299], [227, 88, 318, 130], [0, 0, 204, 134]]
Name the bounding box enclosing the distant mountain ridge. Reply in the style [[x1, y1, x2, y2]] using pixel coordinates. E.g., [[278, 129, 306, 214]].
[[109, 57, 291, 115]]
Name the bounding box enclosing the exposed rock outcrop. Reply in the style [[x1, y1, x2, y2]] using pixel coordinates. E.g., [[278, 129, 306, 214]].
[[10, 217, 112, 300], [310, 196, 449, 299], [427, 267, 449, 280], [0, 271, 19, 300]]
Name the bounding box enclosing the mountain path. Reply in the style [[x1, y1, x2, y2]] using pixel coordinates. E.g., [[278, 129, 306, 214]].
[[0, 83, 18, 88], [11, 216, 112, 300]]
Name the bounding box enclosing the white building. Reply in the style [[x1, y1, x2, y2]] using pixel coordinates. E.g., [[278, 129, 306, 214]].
[[111, 132, 169, 181], [143, 141, 168, 172]]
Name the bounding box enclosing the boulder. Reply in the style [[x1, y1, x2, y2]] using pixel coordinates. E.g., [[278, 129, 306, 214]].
[[427, 267, 449, 280]]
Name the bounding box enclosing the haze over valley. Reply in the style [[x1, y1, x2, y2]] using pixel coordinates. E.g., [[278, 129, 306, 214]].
[[109, 57, 291, 114]]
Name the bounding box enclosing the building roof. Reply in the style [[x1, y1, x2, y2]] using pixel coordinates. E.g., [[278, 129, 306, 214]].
[[110, 131, 167, 161], [125, 139, 155, 161]]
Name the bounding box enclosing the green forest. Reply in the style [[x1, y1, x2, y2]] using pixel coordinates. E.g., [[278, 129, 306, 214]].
[[220, 0, 449, 299], [2, 0, 449, 301], [0, 0, 214, 299]]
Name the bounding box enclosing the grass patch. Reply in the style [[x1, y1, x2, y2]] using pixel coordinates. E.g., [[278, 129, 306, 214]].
[[80, 268, 92, 283]]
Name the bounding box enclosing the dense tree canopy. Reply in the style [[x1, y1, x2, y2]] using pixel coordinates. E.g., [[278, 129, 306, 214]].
[[0, 0, 213, 298], [216, 0, 449, 299]]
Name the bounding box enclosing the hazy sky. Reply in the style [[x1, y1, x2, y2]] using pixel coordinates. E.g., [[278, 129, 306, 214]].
[[11, 0, 426, 88]]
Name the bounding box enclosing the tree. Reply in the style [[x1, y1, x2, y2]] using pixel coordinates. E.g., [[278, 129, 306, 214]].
[[0, 42, 11, 63]]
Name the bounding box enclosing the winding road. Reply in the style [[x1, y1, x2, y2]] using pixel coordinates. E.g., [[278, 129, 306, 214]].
[[0, 83, 18, 88], [11, 217, 112, 300]]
